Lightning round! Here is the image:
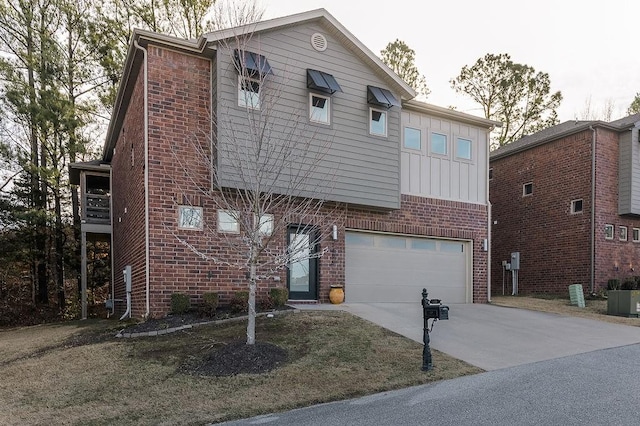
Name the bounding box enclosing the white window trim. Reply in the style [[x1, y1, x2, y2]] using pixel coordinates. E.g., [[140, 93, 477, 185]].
[[430, 132, 448, 157], [178, 206, 203, 230], [238, 75, 260, 110], [455, 136, 473, 161], [633, 228, 640, 243], [571, 199, 583, 214], [309, 92, 331, 125], [255, 213, 274, 236], [369, 107, 387, 137], [605, 224, 614, 240], [619, 225, 628, 241], [523, 182, 533, 197], [403, 127, 421, 151], [218, 209, 240, 233]]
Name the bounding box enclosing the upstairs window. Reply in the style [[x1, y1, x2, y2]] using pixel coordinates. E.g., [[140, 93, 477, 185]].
[[431, 133, 447, 156], [255, 214, 274, 236], [403, 127, 421, 150], [633, 228, 640, 242], [370, 108, 387, 137], [238, 76, 261, 109], [233, 50, 273, 110], [310, 93, 330, 124], [306, 69, 341, 125], [523, 182, 533, 196], [456, 137, 472, 160]]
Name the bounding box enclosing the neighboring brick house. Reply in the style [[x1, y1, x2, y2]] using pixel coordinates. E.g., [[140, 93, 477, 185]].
[[490, 114, 640, 297], [71, 9, 497, 319]]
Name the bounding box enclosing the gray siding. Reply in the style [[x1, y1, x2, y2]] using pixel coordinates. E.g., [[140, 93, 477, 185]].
[[214, 22, 401, 210], [619, 128, 640, 215], [400, 110, 488, 204]]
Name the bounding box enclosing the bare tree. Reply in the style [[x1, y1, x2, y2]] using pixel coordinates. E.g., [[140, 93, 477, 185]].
[[169, 11, 340, 345], [579, 96, 615, 121]]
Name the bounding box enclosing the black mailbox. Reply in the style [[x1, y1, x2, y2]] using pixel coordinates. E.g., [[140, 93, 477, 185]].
[[421, 288, 449, 371]]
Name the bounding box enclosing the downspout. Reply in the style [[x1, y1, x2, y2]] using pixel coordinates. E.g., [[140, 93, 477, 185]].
[[134, 39, 151, 319], [486, 126, 494, 303], [590, 126, 596, 294], [110, 166, 115, 317]]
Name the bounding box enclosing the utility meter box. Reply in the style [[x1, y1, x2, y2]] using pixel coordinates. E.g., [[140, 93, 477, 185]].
[[510, 252, 520, 270]]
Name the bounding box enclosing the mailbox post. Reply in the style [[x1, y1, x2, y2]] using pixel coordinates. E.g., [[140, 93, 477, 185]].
[[421, 288, 449, 371]]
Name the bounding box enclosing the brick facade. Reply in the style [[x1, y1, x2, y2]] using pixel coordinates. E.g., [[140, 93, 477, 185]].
[[490, 126, 640, 297], [111, 44, 490, 318]]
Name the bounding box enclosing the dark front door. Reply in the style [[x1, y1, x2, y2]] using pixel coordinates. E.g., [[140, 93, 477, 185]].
[[287, 225, 318, 300]]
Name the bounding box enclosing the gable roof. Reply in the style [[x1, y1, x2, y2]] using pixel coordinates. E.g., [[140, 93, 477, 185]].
[[203, 8, 416, 102], [490, 113, 640, 161], [102, 8, 416, 162]]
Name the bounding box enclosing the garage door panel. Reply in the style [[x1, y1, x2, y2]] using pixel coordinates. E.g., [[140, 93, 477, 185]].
[[345, 232, 470, 304]]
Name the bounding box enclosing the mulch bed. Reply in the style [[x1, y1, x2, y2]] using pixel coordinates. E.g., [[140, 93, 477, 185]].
[[180, 339, 289, 377]]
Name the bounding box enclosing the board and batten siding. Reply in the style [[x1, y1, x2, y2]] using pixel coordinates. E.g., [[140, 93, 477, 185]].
[[618, 128, 640, 215], [214, 22, 401, 210], [400, 110, 489, 204]]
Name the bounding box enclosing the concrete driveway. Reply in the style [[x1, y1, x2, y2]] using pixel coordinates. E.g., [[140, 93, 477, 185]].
[[297, 302, 640, 370]]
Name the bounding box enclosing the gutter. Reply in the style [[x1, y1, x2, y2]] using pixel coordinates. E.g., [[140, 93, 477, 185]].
[[487, 126, 494, 302], [590, 126, 596, 294], [134, 39, 151, 319]]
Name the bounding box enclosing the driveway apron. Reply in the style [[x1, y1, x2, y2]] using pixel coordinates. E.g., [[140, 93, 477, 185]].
[[337, 302, 640, 370]]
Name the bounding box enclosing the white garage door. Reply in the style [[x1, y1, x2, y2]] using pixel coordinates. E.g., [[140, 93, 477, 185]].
[[345, 231, 471, 304]]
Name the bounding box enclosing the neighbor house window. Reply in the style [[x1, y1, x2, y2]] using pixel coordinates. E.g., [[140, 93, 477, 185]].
[[178, 206, 203, 230], [218, 210, 239, 233], [633, 228, 640, 242], [523, 182, 533, 196], [571, 199, 583, 214], [309, 93, 330, 124], [619, 226, 628, 241], [431, 133, 447, 156], [404, 127, 421, 150], [238, 76, 261, 109], [456, 137, 472, 160], [255, 214, 274, 236], [369, 108, 387, 136], [605, 224, 614, 240], [489, 168, 494, 180]]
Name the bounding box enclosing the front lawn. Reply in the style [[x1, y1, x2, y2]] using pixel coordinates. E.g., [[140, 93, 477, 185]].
[[0, 310, 481, 425]]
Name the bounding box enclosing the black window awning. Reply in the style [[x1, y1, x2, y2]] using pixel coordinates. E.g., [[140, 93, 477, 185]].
[[307, 69, 342, 94], [234, 49, 273, 76], [367, 85, 401, 108]]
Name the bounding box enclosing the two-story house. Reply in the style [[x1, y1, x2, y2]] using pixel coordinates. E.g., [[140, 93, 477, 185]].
[[490, 114, 640, 297], [71, 9, 497, 319]]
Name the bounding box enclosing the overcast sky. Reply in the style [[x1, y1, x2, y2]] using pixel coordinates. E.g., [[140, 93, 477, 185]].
[[263, 0, 640, 123]]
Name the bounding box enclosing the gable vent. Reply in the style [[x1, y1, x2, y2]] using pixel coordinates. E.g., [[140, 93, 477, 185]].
[[310, 33, 327, 52]]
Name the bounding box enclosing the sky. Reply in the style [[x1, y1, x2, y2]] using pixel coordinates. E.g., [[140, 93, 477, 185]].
[[263, 0, 640, 123]]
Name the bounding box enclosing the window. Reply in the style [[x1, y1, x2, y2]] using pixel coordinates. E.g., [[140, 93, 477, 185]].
[[489, 168, 494, 180], [633, 228, 640, 242], [238, 76, 261, 109], [605, 224, 614, 240], [571, 199, 583, 214], [309, 93, 330, 124], [619, 226, 628, 241], [178, 206, 203, 230], [404, 127, 421, 150], [370, 108, 387, 136], [255, 214, 274, 236], [218, 210, 239, 233], [456, 137, 472, 160], [523, 182, 533, 196], [431, 133, 447, 155]]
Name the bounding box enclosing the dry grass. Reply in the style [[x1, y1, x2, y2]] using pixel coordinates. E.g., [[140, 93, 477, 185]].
[[0, 311, 481, 425], [490, 295, 640, 327]]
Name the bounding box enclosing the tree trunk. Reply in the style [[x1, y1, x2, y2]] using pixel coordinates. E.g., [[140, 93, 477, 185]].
[[246, 261, 256, 345]]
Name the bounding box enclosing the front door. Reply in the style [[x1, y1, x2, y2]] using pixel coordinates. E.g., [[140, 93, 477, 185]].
[[287, 226, 318, 300]]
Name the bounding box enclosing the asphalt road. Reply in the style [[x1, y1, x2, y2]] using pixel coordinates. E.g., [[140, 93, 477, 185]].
[[218, 343, 640, 425]]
